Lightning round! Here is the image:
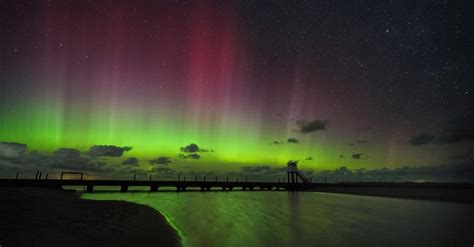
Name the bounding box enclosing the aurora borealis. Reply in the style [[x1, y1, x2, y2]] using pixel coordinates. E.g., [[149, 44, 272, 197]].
[[0, 1, 472, 180]]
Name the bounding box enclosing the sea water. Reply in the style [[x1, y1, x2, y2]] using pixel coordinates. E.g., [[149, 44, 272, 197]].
[[82, 191, 474, 247]]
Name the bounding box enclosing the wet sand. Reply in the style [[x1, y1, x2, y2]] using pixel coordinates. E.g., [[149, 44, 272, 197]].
[[0, 187, 181, 247]]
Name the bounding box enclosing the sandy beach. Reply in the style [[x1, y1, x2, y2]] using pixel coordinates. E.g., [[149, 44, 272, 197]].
[[0, 187, 180, 247]]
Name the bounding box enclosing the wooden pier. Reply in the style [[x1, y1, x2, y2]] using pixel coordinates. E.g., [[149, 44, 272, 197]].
[[0, 177, 312, 192]]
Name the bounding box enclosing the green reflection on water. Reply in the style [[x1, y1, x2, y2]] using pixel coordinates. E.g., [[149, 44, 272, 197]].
[[82, 191, 474, 247]]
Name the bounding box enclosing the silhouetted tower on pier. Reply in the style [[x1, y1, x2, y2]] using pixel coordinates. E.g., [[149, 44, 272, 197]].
[[287, 160, 309, 184]]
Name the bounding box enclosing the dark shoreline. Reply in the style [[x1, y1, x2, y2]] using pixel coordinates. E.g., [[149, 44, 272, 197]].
[[0, 187, 181, 247]]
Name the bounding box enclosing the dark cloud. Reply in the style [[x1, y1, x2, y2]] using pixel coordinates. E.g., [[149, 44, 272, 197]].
[[409, 133, 436, 146], [122, 157, 139, 166], [178, 153, 201, 160], [22, 151, 50, 165], [52, 148, 81, 159], [340, 154, 344, 158], [272, 140, 284, 145], [178, 143, 209, 160], [180, 143, 199, 153], [50, 149, 113, 172], [0, 157, 26, 169], [305, 156, 313, 160], [88, 145, 132, 157], [0, 150, 50, 173], [287, 138, 299, 144], [0, 145, 113, 174], [352, 153, 366, 159], [180, 143, 210, 153], [149, 156, 172, 165], [437, 114, 474, 144], [296, 120, 327, 133], [0, 142, 27, 158], [37, 147, 121, 173]]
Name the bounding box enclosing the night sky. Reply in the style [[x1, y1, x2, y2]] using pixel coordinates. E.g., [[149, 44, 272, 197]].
[[0, 0, 473, 181]]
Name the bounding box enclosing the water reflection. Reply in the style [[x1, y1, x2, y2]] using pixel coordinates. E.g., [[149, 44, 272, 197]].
[[83, 191, 474, 247], [288, 192, 302, 244]]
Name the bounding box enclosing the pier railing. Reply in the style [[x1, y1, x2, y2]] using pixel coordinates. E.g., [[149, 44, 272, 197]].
[[2, 172, 472, 192], [0, 177, 310, 192]]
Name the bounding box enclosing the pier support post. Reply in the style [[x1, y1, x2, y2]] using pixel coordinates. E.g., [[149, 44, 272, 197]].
[[121, 185, 128, 192], [150, 185, 159, 192], [86, 185, 94, 192]]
